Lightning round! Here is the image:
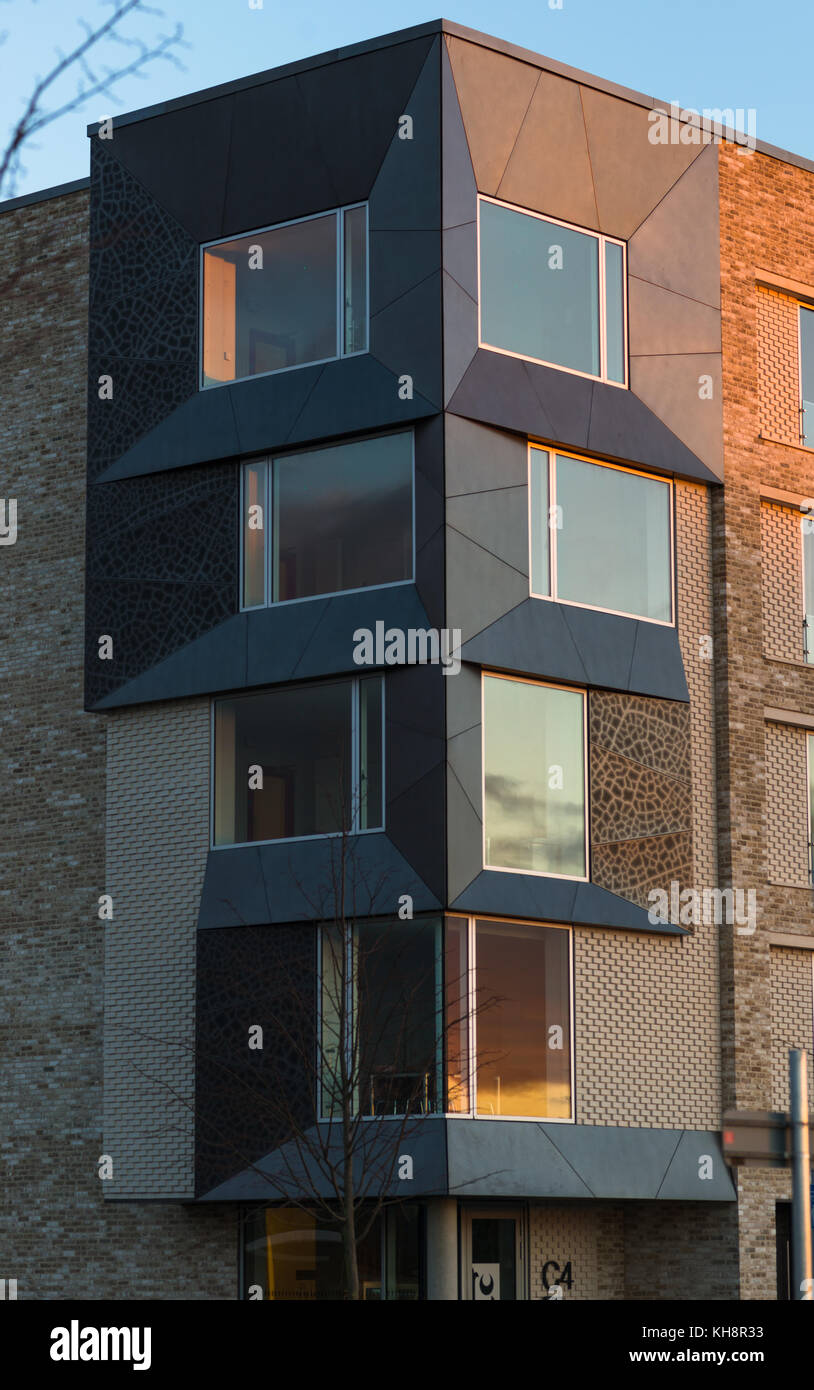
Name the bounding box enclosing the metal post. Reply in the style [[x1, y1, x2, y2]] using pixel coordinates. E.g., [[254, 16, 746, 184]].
[[789, 1049, 813, 1299]]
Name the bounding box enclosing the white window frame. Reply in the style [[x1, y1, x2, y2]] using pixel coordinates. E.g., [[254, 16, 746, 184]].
[[239, 430, 416, 611], [447, 913, 575, 1125], [200, 202, 369, 390], [210, 674, 385, 850], [527, 444, 676, 626], [799, 303, 813, 448], [481, 670, 589, 882], [477, 195, 628, 388]]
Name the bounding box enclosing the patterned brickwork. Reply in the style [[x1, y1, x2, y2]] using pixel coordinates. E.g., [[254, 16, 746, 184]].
[[589, 692, 692, 910], [765, 722, 810, 886], [0, 189, 235, 1298], [757, 287, 801, 446], [623, 1202, 739, 1300], [104, 697, 211, 1197], [528, 1203, 624, 1300], [575, 483, 720, 1129], [770, 948, 814, 1110], [719, 140, 814, 1294], [761, 502, 804, 663]]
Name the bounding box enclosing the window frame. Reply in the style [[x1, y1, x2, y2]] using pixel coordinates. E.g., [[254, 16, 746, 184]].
[[199, 202, 369, 391], [799, 303, 814, 448], [800, 509, 812, 663], [800, 728, 805, 878], [481, 670, 589, 882], [209, 674, 386, 851], [476, 194, 628, 388], [807, 732, 814, 885], [446, 913, 575, 1125], [239, 429, 417, 612], [527, 444, 676, 626], [317, 916, 444, 1123]]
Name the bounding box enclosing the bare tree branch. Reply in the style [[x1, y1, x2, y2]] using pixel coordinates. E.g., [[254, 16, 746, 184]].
[[0, 0, 187, 199]]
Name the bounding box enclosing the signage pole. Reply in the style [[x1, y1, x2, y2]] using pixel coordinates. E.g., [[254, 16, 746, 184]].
[[789, 1049, 813, 1299]]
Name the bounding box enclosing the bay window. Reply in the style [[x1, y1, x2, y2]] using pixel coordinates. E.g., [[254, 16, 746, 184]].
[[483, 673, 587, 878], [529, 446, 674, 623], [478, 196, 626, 385], [241, 431, 414, 608], [213, 675, 383, 846], [202, 204, 367, 388]]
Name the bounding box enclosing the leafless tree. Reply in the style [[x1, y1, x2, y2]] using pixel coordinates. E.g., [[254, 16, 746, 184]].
[[0, 0, 186, 201]]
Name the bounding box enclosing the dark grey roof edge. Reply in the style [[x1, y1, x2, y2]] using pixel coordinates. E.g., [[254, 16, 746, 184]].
[[85, 19, 444, 135], [0, 175, 89, 214], [80, 16, 814, 177]]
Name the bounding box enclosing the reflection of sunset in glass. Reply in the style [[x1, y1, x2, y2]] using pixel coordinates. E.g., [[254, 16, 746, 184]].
[[483, 675, 585, 877], [474, 920, 571, 1119]]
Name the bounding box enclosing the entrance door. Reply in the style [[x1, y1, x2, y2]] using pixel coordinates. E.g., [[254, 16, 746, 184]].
[[462, 1210, 525, 1300]]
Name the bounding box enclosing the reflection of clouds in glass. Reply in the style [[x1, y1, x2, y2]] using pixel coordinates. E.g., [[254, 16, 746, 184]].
[[484, 774, 584, 874]]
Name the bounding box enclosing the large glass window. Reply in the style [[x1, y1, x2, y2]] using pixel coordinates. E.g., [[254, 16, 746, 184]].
[[479, 197, 626, 385], [213, 675, 383, 846], [243, 1204, 421, 1300], [529, 447, 673, 623], [242, 432, 413, 608], [483, 674, 586, 878], [202, 204, 367, 388], [320, 919, 442, 1119], [804, 520, 814, 663], [801, 306, 814, 448], [446, 917, 572, 1121]]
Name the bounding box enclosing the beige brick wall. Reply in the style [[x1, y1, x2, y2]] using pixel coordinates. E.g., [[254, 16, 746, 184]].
[[104, 697, 211, 1198], [757, 286, 801, 446], [762, 502, 804, 663], [770, 947, 813, 1110], [528, 1203, 624, 1300], [737, 1167, 792, 1300], [574, 483, 720, 1129], [765, 721, 809, 886]]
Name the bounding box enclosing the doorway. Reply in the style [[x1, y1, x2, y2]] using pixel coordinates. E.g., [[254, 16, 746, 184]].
[[461, 1208, 526, 1300]]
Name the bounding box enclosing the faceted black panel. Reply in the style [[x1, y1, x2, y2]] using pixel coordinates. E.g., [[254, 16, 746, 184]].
[[88, 143, 198, 480], [195, 923, 316, 1196], [297, 37, 435, 214], [84, 462, 238, 707], [98, 96, 235, 244], [198, 834, 442, 931], [460, 599, 689, 703], [448, 349, 722, 485], [451, 870, 686, 936]]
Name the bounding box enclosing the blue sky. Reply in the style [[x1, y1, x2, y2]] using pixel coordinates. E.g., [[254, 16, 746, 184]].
[[2, 0, 813, 199]]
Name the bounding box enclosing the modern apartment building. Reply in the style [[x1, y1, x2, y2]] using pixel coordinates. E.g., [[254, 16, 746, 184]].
[[2, 18, 814, 1301]]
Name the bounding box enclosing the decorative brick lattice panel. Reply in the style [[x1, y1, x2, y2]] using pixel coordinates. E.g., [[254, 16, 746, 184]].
[[589, 693, 692, 911], [770, 947, 814, 1111], [104, 697, 211, 1198], [528, 1204, 624, 1301], [757, 286, 801, 446], [765, 722, 810, 886], [761, 501, 805, 663]]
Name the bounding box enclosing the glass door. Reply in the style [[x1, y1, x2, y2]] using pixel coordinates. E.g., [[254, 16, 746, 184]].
[[462, 1209, 526, 1300]]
